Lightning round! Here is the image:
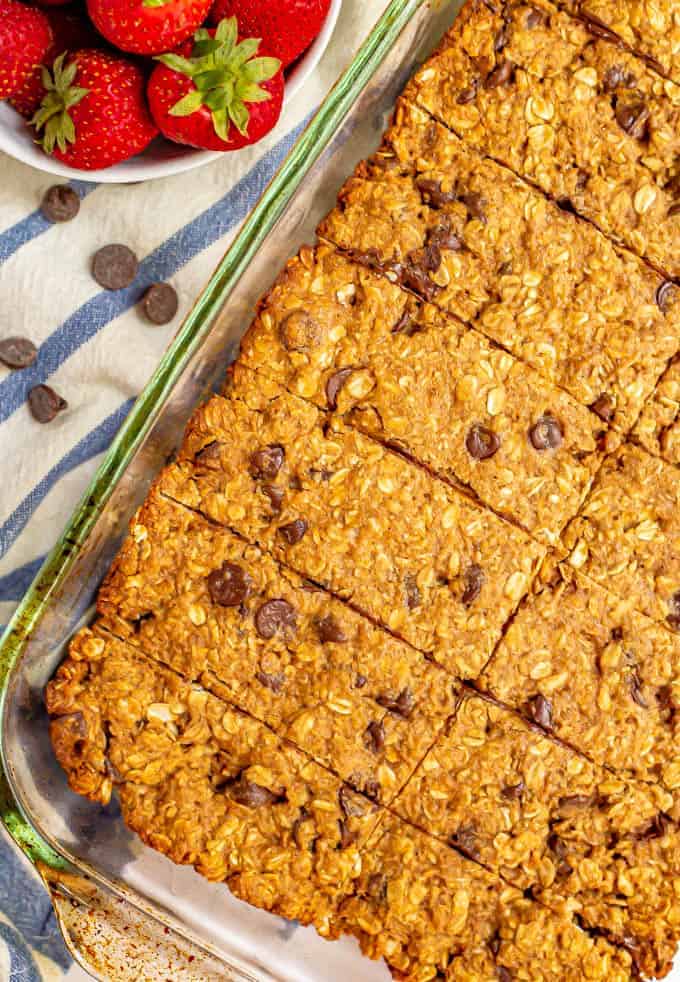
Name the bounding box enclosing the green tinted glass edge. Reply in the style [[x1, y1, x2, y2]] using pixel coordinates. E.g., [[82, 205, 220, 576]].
[[0, 0, 425, 869]]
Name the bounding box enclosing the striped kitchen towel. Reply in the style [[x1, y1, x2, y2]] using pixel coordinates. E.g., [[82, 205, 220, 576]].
[[0, 2, 386, 976]]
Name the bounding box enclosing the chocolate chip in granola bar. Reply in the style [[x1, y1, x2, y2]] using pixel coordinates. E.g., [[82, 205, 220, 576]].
[[208, 562, 253, 607], [142, 282, 179, 325], [28, 384, 67, 423], [629, 667, 648, 707], [355, 674, 367, 688], [401, 261, 441, 302], [278, 518, 308, 545], [590, 394, 615, 422], [635, 812, 671, 841], [525, 5, 547, 28], [317, 614, 347, 644], [326, 367, 354, 410], [0, 336, 37, 369], [529, 414, 563, 450], [496, 968, 512, 982], [526, 693, 553, 730], [92, 244, 139, 291], [466, 424, 500, 460], [557, 793, 595, 814], [254, 599, 297, 639], [451, 824, 480, 861], [391, 309, 420, 336], [280, 309, 321, 350], [376, 687, 415, 719], [250, 444, 285, 480], [501, 780, 525, 800], [255, 670, 285, 693], [493, 22, 508, 51], [602, 64, 637, 92], [657, 683, 674, 711], [485, 59, 515, 88], [462, 564, 485, 606], [364, 720, 385, 755], [459, 192, 487, 224], [615, 100, 650, 141], [262, 484, 284, 512], [415, 176, 458, 209], [427, 218, 464, 253], [404, 573, 422, 610], [41, 184, 80, 223], [338, 785, 368, 818], [668, 201, 680, 219], [457, 80, 479, 104], [338, 820, 356, 849], [656, 280, 677, 314], [230, 777, 284, 808]]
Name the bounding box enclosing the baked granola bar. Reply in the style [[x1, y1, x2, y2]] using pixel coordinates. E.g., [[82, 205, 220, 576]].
[[339, 815, 634, 980], [392, 692, 680, 978], [479, 562, 680, 811], [634, 355, 680, 466], [97, 490, 459, 804], [319, 101, 679, 434], [563, 0, 680, 83], [157, 366, 544, 679], [563, 442, 680, 628], [240, 243, 615, 546], [404, 0, 680, 278], [46, 626, 381, 936]]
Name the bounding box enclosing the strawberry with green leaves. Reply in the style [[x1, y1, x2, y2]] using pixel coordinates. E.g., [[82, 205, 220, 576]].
[[32, 50, 158, 170], [147, 17, 283, 152], [210, 0, 331, 68], [0, 0, 52, 99], [86, 0, 213, 56]]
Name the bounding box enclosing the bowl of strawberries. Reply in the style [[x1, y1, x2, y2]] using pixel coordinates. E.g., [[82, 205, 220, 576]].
[[0, 0, 341, 181]]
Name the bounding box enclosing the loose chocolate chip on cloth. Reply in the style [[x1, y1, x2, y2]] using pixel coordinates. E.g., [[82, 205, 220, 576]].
[[142, 282, 179, 324], [0, 337, 38, 369], [92, 244, 139, 291], [40, 185, 80, 223], [27, 385, 67, 423]]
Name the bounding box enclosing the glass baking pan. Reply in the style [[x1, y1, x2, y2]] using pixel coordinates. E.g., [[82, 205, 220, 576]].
[[0, 1, 467, 979]]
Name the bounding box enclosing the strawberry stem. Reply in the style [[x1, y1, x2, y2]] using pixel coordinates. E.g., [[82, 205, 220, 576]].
[[31, 53, 89, 155], [154, 17, 281, 142]]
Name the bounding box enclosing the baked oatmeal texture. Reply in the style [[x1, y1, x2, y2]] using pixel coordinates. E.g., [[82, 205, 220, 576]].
[[47, 0, 680, 977]]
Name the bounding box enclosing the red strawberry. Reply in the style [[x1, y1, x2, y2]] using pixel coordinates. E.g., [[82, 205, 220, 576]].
[[32, 50, 158, 170], [210, 0, 331, 68], [10, 8, 98, 118], [86, 0, 213, 56], [147, 18, 283, 151], [0, 0, 52, 99]]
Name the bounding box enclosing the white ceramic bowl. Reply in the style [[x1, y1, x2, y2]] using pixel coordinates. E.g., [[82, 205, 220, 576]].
[[0, 0, 341, 183]]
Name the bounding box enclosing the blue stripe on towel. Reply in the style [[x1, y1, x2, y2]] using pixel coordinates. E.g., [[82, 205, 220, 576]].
[[0, 181, 97, 265]]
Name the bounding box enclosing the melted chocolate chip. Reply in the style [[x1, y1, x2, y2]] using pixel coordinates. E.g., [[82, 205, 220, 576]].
[[326, 367, 354, 409], [526, 693, 553, 730], [339, 785, 368, 817], [401, 262, 441, 301], [590, 394, 615, 422], [656, 280, 677, 314], [278, 518, 308, 544], [338, 820, 356, 849], [501, 780, 525, 800], [457, 80, 479, 104], [415, 176, 457, 208], [427, 218, 464, 253], [462, 564, 485, 606], [404, 573, 422, 610], [529, 414, 563, 450], [615, 101, 650, 141], [230, 777, 284, 807], [364, 720, 385, 755], [525, 5, 546, 28], [262, 484, 284, 512], [635, 812, 671, 841], [376, 688, 415, 719], [466, 424, 500, 460], [459, 191, 487, 223], [255, 671, 285, 693], [485, 59, 515, 88], [629, 667, 648, 708], [355, 674, 368, 689], [451, 824, 480, 860], [250, 444, 285, 480], [208, 562, 253, 607], [496, 968, 512, 982], [317, 614, 347, 644], [254, 599, 297, 639], [602, 64, 637, 92]]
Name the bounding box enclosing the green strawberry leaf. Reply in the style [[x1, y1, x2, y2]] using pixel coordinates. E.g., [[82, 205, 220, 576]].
[[227, 100, 250, 137], [143, 0, 174, 5], [242, 57, 281, 83], [211, 108, 230, 142], [155, 53, 196, 75], [214, 16, 238, 47], [31, 53, 89, 155], [169, 88, 204, 117]]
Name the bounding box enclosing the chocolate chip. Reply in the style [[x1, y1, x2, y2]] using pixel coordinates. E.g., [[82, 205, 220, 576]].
[[459, 192, 487, 223], [635, 812, 671, 840], [451, 824, 480, 860], [326, 367, 354, 410], [462, 564, 485, 606], [208, 562, 253, 607], [485, 59, 515, 88], [317, 614, 347, 644], [493, 23, 508, 51], [376, 687, 415, 719], [629, 667, 648, 708], [657, 683, 674, 711], [526, 693, 553, 730], [466, 424, 500, 460], [404, 573, 421, 610], [364, 720, 385, 754], [415, 176, 457, 208], [250, 444, 285, 480], [27, 384, 67, 423], [427, 218, 464, 252], [590, 394, 615, 422], [392, 310, 420, 335], [278, 518, 308, 544], [401, 261, 441, 301], [667, 614, 680, 632], [525, 5, 546, 28], [355, 674, 367, 688], [656, 280, 677, 314], [668, 201, 680, 218], [338, 819, 356, 849], [529, 414, 563, 450], [92, 244, 139, 291], [142, 282, 179, 325], [615, 101, 650, 141], [262, 484, 284, 512], [457, 81, 479, 104], [339, 785, 368, 817], [195, 442, 221, 467], [230, 777, 283, 808], [547, 831, 568, 859], [41, 184, 80, 223], [254, 599, 297, 639], [557, 793, 595, 814], [496, 968, 512, 982], [0, 336, 37, 369], [255, 670, 285, 693], [602, 65, 637, 91], [501, 780, 525, 800]]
